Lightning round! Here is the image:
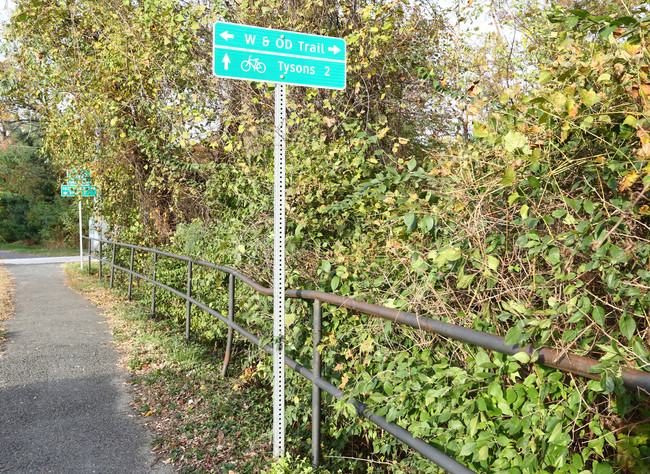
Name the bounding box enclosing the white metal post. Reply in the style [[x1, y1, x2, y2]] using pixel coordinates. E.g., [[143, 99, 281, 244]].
[[273, 83, 287, 458], [78, 199, 83, 269]]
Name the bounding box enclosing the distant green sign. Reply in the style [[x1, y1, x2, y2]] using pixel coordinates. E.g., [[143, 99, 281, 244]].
[[66, 169, 92, 184], [213, 22, 346, 89], [61, 185, 97, 197]]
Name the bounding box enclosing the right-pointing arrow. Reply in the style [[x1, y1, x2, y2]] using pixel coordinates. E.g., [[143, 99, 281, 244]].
[[328, 45, 341, 55], [222, 53, 231, 70]]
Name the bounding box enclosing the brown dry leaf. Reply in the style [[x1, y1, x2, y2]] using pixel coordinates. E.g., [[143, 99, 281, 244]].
[[339, 373, 349, 389], [333, 363, 344, 371]]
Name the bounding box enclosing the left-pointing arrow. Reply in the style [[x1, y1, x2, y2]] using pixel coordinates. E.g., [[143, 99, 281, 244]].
[[220, 31, 234, 41], [222, 53, 231, 70]]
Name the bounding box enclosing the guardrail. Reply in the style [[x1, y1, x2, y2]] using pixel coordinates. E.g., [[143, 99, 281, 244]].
[[83, 236, 650, 473]]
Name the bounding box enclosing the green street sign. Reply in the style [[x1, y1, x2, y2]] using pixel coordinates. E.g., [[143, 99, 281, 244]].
[[213, 22, 346, 89], [61, 184, 97, 197]]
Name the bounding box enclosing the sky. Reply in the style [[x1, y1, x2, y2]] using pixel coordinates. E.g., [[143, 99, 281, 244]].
[[1, 0, 15, 26]]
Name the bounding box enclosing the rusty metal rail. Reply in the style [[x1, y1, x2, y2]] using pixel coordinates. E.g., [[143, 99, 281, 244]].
[[83, 236, 650, 473]]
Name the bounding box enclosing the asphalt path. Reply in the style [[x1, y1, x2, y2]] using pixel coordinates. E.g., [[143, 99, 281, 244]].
[[0, 262, 174, 473]]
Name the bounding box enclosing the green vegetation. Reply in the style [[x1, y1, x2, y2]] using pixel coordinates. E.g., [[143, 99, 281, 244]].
[[0, 242, 76, 256], [0, 124, 80, 246], [4, 0, 650, 472]]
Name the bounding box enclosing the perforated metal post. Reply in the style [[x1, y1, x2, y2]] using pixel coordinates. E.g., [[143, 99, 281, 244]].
[[312, 298, 322, 467], [98, 240, 102, 280], [79, 200, 83, 269], [185, 260, 193, 342], [273, 82, 287, 459]]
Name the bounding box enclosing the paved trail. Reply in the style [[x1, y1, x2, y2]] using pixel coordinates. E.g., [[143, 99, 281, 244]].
[[0, 261, 173, 473]]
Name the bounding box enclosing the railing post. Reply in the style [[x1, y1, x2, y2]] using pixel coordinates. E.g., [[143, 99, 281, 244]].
[[312, 298, 322, 467], [221, 273, 236, 377], [98, 240, 102, 280], [128, 247, 134, 300], [185, 260, 193, 342], [110, 243, 116, 289], [87, 237, 91, 274], [151, 252, 157, 317]]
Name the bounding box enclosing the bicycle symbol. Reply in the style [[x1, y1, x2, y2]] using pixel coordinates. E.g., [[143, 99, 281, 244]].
[[241, 56, 266, 74]]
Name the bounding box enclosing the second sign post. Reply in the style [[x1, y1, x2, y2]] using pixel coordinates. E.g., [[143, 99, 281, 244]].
[[213, 22, 346, 460]]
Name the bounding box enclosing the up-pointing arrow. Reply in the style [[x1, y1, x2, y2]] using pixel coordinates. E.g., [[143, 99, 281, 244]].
[[220, 30, 234, 41], [222, 53, 231, 70], [328, 45, 341, 55]]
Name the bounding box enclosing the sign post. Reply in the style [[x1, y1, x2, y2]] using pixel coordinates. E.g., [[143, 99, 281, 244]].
[[213, 22, 346, 458], [62, 170, 97, 269]]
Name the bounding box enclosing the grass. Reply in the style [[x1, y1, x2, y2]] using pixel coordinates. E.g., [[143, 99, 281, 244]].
[[0, 241, 77, 257], [0, 266, 15, 352], [63, 263, 282, 473]]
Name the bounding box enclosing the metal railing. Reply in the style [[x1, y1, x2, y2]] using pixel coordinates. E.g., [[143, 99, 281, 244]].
[[83, 236, 650, 473]]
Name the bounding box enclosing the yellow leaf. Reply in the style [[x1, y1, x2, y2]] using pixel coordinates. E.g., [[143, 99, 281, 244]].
[[376, 127, 389, 139], [340, 373, 349, 389], [398, 137, 409, 145], [143, 409, 154, 417], [624, 43, 642, 56], [619, 170, 640, 192]]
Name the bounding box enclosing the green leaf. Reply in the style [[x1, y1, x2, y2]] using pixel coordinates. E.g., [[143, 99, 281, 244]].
[[330, 275, 340, 291], [503, 130, 527, 152], [623, 115, 639, 127], [599, 25, 617, 39], [502, 167, 515, 186], [419, 215, 434, 233], [435, 247, 461, 266], [486, 255, 499, 271], [548, 422, 563, 444], [548, 91, 567, 109], [619, 313, 635, 340], [592, 306, 605, 326], [403, 212, 417, 232], [477, 444, 489, 461], [459, 442, 476, 457], [456, 273, 475, 289], [546, 247, 561, 264], [511, 352, 531, 364], [580, 88, 600, 107], [407, 158, 417, 171], [538, 70, 553, 84]]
